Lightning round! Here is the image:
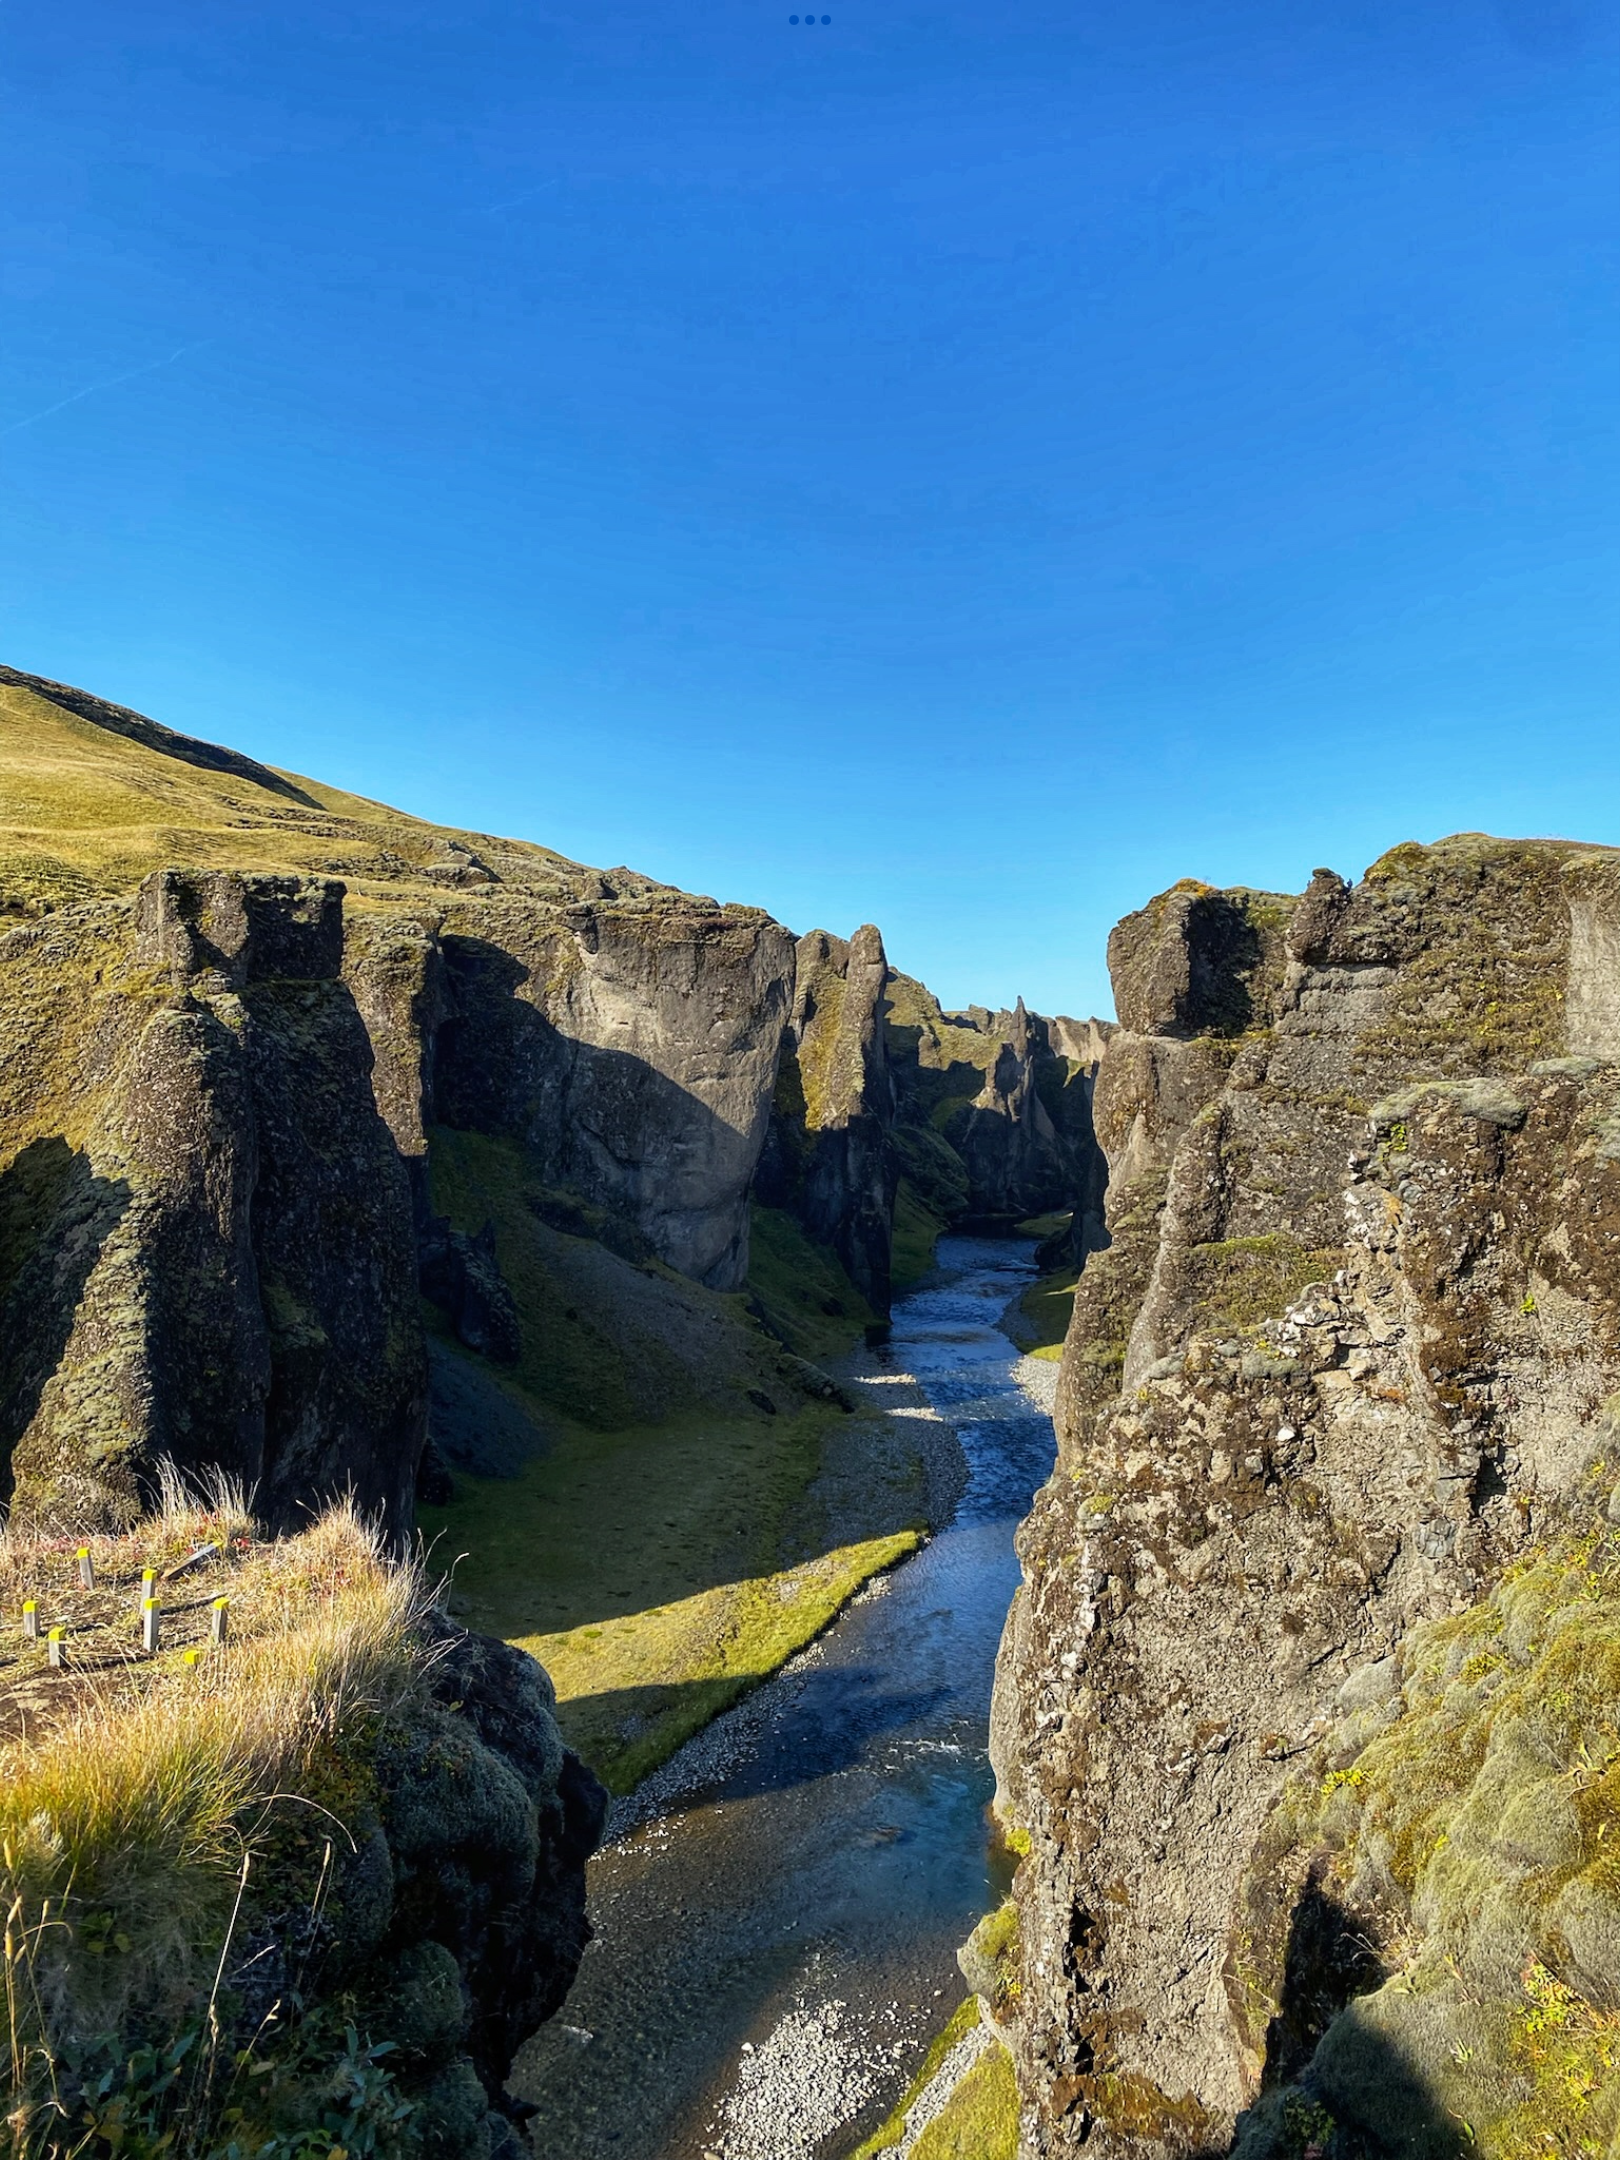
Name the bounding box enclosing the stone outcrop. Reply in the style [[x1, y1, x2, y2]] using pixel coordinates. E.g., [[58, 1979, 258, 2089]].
[[756, 924, 898, 1310], [0, 862, 800, 1532], [351, 1618, 608, 2150], [0, 869, 425, 1536], [425, 894, 794, 1290], [226, 1614, 607, 2160], [883, 972, 1107, 1255], [991, 839, 1620, 2155]]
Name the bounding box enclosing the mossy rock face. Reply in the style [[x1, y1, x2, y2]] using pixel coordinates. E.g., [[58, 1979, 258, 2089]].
[[1229, 1523, 1620, 2156], [753, 926, 898, 1311], [1001, 836, 1620, 2154], [958, 1898, 1022, 2013], [362, 1939, 470, 2066], [0, 871, 426, 1536], [413, 2057, 496, 2160]]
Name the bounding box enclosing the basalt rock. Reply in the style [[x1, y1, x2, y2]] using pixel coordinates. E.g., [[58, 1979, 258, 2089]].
[[0, 867, 424, 1536], [756, 924, 898, 1310], [883, 972, 1108, 1250], [992, 836, 1620, 2157], [426, 894, 795, 1291], [243, 1612, 607, 2160]]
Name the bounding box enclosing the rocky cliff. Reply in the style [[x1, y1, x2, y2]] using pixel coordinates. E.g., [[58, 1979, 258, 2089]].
[[879, 971, 1106, 1287], [0, 667, 807, 1533], [756, 924, 899, 1310], [1, 663, 1107, 1536], [990, 840, 1620, 2156]]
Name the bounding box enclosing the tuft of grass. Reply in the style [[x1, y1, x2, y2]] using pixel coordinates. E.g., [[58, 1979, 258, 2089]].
[[1183, 1234, 1340, 1336], [0, 1494, 427, 2156]]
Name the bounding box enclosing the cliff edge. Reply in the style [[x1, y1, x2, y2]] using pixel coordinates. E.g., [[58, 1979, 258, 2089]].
[[991, 839, 1620, 2155]]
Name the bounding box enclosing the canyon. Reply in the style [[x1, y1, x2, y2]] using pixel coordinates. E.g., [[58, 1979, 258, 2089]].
[[3, 662, 1618, 2157]]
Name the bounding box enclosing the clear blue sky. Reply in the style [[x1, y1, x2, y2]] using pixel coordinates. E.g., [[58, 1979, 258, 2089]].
[[2, 0, 1616, 1017]]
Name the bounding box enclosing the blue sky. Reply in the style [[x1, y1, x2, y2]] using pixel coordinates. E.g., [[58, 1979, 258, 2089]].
[[2, 0, 1616, 1017]]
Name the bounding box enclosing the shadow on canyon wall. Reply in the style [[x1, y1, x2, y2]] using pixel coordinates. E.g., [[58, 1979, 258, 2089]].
[[0, 1137, 133, 1510], [1229, 1882, 1473, 2160], [435, 933, 772, 1291]]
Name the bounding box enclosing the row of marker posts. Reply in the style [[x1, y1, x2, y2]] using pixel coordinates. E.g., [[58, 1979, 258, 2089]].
[[19, 1551, 228, 1665]]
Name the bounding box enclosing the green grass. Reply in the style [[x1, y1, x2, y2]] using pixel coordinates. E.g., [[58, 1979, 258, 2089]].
[[428, 1126, 685, 1427], [528, 1527, 920, 1791], [1008, 1264, 1079, 1361], [1014, 1212, 1072, 1240], [891, 1176, 948, 1292], [421, 1436, 917, 1791], [421, 1135, 925, 1792], [912, 2041, 1019, 2160], [0, 671, 592, 916], [850, 1999, 982, 2156], [747, 1201, 877, 1362], [848, 1999, 1020, 2160]]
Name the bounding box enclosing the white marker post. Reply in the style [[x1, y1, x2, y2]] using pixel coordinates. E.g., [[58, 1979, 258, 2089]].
[[77, 1548, 95, 1590], [46, 1628, 65, 1670], [21, 1599, 39, 1643], [210, 1596, 229, 1647], [141, 1599, 160, 1655]]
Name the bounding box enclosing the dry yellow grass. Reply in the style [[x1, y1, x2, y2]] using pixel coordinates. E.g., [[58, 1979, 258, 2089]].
[[1, 1486, 428, 2153]]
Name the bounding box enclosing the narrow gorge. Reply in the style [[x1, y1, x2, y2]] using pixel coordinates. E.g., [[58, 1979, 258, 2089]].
[[2, 665, 1617, 2158]]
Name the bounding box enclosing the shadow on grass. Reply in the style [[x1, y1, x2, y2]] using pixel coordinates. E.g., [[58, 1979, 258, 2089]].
[[560, 1659, 956, 1801]]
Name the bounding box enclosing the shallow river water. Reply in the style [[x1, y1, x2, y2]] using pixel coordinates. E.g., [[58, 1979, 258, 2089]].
[[515, 1237, 1056, 2160]]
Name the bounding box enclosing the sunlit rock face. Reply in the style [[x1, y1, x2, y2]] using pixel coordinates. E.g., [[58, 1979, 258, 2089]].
[[990, 838, 1620, 2157]]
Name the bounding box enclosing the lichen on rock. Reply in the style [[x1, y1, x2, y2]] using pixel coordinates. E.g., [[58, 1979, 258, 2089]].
[[989, 834, 1620, 2158]]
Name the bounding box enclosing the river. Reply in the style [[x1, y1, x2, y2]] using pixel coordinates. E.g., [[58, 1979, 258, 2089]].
[[514, 1236, 1056, 2160]]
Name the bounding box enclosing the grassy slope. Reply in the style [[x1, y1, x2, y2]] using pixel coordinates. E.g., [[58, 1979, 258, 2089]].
[[0, 1497, 428, 2156], [890, 1176, 947, 1294], [418, 1133, 922, 1793], [0, 672, 604, 912], [849, 1999, 1020, 2160]]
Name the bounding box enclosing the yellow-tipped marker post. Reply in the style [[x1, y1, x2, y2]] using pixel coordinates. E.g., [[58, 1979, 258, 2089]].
[[77, 1547, 94, 1590], [21, 1599, 39, 1643], [141, 1599, 160, 1655], [47, 1627, 65, 1670], [210, 1596, 229, 1646]]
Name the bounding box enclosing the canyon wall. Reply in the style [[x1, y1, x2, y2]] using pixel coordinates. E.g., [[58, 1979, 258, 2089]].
[[0, 663, 1098, 1537], [991, 842, 1620, 2156]]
